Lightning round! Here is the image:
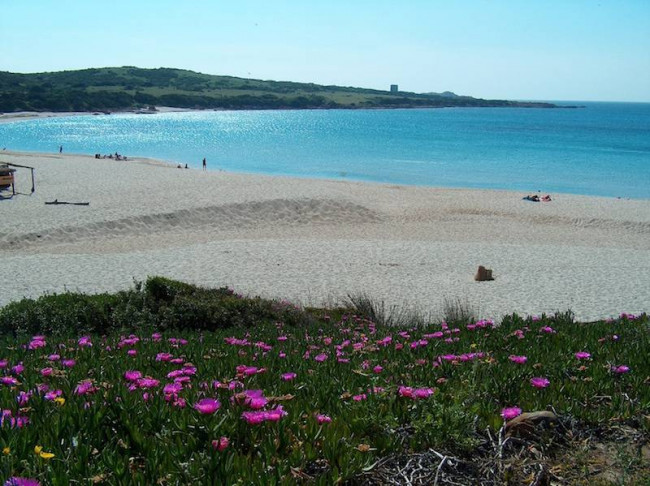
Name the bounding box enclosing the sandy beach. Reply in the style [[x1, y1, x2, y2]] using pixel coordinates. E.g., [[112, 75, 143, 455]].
[[1, 150, 648, 321]]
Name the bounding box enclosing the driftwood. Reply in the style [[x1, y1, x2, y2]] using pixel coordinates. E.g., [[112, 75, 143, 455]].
[[45, 199, 89, 206], [505, 411, 558, 438]]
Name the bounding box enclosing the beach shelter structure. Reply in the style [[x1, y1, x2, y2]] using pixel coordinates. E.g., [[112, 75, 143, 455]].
[[0, 162, 35, 197]]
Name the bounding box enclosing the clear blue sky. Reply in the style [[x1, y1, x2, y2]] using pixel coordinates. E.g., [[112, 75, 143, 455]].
[[2, 0, 649, 101]]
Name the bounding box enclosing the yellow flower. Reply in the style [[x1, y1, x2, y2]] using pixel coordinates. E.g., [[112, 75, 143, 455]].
[[34, 445, 43, 455], [54, 397, 65, 406], [39, 451, 55, 460], [2, 447, 9, 455]]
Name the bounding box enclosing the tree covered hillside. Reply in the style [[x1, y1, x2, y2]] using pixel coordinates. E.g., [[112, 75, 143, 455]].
[[0, 66, 559, 112]]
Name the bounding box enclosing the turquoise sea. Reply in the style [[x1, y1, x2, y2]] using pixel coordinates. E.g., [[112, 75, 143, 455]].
[[1, 102, 649, 199]]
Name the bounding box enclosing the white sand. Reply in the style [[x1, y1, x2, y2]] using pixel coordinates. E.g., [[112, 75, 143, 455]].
[[1, 150, 649, 321]]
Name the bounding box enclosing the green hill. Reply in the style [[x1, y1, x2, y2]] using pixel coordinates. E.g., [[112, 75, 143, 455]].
[[0, 66, 559, 112]]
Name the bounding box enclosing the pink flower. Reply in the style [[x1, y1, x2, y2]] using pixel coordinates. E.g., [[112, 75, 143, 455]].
[[611, 365, 630, 374], [413, 388, 435, 399], [212, 437, 229, 452], [540, 326, 556, 334], [28, 339, 46, 350], [501, 407, 522, 420], [314, 353, 328, 362], [75, 380, 97, 395], [11, 364, 24, 375], [316, 414, 332, 424], [40, 367, 53, 377], [530, 377, 550, 389], [137, 377, 160, 389], [156, 353, 173, 362], [4, 477, 41, 486], [352, 394, 367, 401], [398, 386, 413, 398], [1, 377, 19, 386], [265, 405, 287, 422], [44, 389, 63, 400], [47, 354, 60, 361], [78, 336, 93, 347], [61, 359, 76, 368], [163, 383, 183, 395], [373, 365, 383, 374], [575, 351, 591, 360], [241, 411, 266, 425], [281, 372, 297, 381], [127, 349, 137, 356], [194, 398, 221, 414], [509, 355, 527, 364], [124, 370, 142, 382]]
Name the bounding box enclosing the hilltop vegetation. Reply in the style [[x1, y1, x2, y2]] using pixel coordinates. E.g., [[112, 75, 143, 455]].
[[0, 67, 558, 112]]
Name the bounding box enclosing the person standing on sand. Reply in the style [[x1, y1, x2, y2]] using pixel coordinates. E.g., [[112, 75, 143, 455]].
[[59, 145, 63, 154], [202, 158, 206, 171]]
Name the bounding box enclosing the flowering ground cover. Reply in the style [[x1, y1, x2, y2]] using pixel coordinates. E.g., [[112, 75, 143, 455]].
[[0, 282, 648, 484]]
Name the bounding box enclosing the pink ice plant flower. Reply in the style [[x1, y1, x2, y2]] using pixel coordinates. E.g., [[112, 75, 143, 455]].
[[316, 414, 332, 424], [0, 377, 19, 386], [241, 390, 268, 409], [398, 386, 435, 399], [575, 351, 591, 360], [611, 365, 630, 374], [28, 338, 46, 350], [78, 336, 93, 347], [509, 355, 528, 364], [4, 477, 41, 486], [212, 437, 229, 451], [137, 377, 160, 389], [194, 398, 221, 414], [75, 380, 97, 395], [61, 359, 76, 368], [501, 407, 523, 420], [241, 405, 287, 424], [281, 372, 297, 381], [530, 377, 550, 389], [124, 370, 142, 382]]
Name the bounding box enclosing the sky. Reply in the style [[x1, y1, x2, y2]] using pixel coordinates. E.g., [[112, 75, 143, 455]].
[[1, 0, 649, 102]]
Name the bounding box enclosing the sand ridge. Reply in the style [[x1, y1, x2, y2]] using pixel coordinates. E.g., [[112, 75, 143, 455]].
[[1, 151, 648, 320]]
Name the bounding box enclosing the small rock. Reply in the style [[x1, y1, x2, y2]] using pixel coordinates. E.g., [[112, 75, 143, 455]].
[[474, 266, 494, 281]]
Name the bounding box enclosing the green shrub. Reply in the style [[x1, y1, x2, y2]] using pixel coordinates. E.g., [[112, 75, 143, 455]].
[[0, 277, 314, 336]]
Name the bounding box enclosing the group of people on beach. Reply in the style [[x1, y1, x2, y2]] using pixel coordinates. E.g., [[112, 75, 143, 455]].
[[94, 152, 128, 161], [523, 194, 552, 202]]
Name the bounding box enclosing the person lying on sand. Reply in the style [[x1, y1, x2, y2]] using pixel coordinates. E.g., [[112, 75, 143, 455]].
[[523, 194, 540, 202]]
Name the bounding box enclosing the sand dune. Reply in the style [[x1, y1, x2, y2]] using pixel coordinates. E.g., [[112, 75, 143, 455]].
[[1, 151, 648, 321], [0, 198, 381, 251]]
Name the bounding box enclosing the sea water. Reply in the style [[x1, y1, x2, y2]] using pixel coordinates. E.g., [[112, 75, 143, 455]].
[[1, 102, 648, 199]]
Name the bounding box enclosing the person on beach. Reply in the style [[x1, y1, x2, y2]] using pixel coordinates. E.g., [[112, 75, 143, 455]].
[[59, 145, 63, 154], [202, 158, 207, 171]]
